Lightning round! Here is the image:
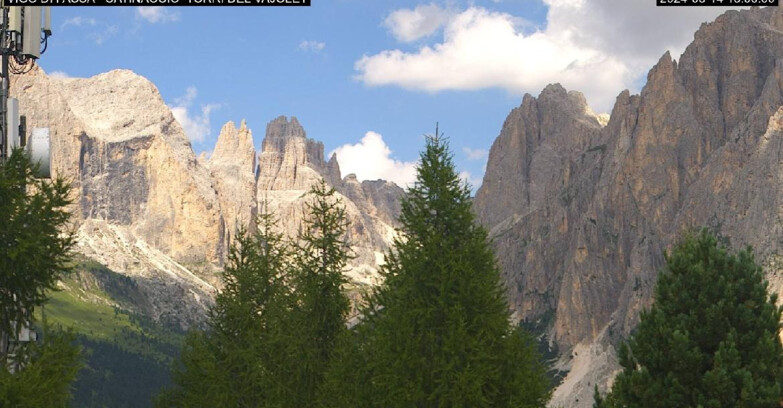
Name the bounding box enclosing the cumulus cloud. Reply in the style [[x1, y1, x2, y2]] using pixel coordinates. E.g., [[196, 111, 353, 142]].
[[463, 147, 488, 161], [169, 87, 219, 143], [136, 7, 180, 23], [384, 3, 452, 42], [330, 131, 418, 187], [357, 1, 745, 112], [299, 40, 326, 52]]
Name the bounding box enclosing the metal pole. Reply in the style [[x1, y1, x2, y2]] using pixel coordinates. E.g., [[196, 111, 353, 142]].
[[1, 6, 7, 161], [0, 5, 8, 366]]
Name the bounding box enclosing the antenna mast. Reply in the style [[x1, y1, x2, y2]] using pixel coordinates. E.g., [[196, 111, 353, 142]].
[[0, 4, 52, 371], [0, 5, 51, 160]]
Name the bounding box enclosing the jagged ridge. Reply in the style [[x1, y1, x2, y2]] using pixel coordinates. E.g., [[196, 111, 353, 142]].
[[474, 6, 783, 407]]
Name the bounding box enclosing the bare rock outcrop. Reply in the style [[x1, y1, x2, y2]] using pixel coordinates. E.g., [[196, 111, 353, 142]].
[[11, 70, 404, 326], [208, 120, 258, 240], [14, 69, 225, 266], [473, 6, 783, 407], [256, 116, 403, 287], [11, 68, 226, 327], [258, 115, 341, 190]]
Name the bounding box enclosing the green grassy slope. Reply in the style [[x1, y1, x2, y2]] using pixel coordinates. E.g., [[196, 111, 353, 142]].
[[39, 257, 187, 408]]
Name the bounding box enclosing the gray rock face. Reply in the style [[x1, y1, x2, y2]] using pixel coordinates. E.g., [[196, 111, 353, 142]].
[[256, 116, 404, 287], [11, 68, 227, 326], [473, 6, 783, 407], [11, 71, 403, 328], [79, 134, 153, 224], [208, 120, 258, 242], [258, 116, 341, 190]]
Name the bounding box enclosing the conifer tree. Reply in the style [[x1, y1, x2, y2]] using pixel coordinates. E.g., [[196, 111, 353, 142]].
[[1, 149, 74, 344], [330, 131, 549, 407], [157, 213, 291, 407], [288, 179, 352, 406], [597, 230, 783, 408], [0, 149, 82, 407], [158, 182, 353, 408], [0, 329, 82, 407]]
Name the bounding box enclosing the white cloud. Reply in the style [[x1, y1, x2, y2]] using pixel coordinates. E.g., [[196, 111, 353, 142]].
[[60, 16, 97, 30], [169, 87, 219, 143], [384, 4, 452, 42], [48, 71, 71, 79], [136, 7, 180, 24], [459, 170, 482, 191], [299, 40, 326, 52], [60, 16, 117, 45], [330, 131, 418, 188], [357, 2, 745, 112], [463, 147, 488, 161], [86, 24, 118, 45]]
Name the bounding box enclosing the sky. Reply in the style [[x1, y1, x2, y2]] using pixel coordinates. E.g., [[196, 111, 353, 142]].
[[36, 1, 746, 191]]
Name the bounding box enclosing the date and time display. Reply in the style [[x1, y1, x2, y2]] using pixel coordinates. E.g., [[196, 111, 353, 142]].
[[658, 0, 777, 5]]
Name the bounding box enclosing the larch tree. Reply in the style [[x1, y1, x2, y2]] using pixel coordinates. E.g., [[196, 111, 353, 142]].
[[288, 179, 352, 407], [0, 149, 82, 407], [326, 130, 550, 408], [156, 213, 291, 407]]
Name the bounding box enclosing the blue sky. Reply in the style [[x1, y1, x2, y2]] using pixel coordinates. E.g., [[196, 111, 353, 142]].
[[37, 1, 742, 190]]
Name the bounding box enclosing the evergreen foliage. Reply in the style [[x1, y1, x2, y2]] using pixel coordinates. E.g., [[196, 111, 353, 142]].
[[157, 182, 352, 407], [287, 179, 352, 406], [597, 230, 783, 408], [0, 149, 74, 338], [325, 131, 550, 408], [156, 213, 290, 407], [0, 328, 82, 407], [0, 149, 82, 406]]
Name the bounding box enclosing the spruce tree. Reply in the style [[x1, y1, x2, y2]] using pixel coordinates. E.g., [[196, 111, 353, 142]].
[[157, 213, 291, 407], [332, 131, 549, 407], [598, 230, 783, 408], [288, 179, 352, 406]]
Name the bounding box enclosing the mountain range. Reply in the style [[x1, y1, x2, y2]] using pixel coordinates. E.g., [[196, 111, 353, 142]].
[[10, 5, 783, 408], [474, 6, 783, 406], [11, 68, 403, 328]]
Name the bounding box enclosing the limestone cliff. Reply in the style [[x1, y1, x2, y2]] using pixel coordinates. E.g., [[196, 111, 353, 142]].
[[473, 6, 783, 407], [12, 68, 225, 326], [256, 116, 403, 287], [208, 120, 258, 240], [10, 71, 402, 328], [258, 115, 341, 190]]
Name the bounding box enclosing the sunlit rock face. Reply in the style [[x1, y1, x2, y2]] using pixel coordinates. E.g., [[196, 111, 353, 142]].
[[12, 70, 403, 328], [473, 7, 783, 407], [255, 115, 403, 287]]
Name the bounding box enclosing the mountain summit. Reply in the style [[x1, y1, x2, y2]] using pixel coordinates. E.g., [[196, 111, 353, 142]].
[[10, 69, 403, 328], [474, 6, 783, 406]]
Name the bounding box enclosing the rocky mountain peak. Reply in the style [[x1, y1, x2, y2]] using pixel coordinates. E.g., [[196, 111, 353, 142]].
[[257, 116, 339, 190], [11, 67, 406, 335], [473, 6, 783, 407], [474, 83, 603, 228], [210, 120, 256, 171], [208, 120, 258, 242], [327, 152, 342, 181], [265, 115, 306, 140], [50, 69, 173, 144]]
